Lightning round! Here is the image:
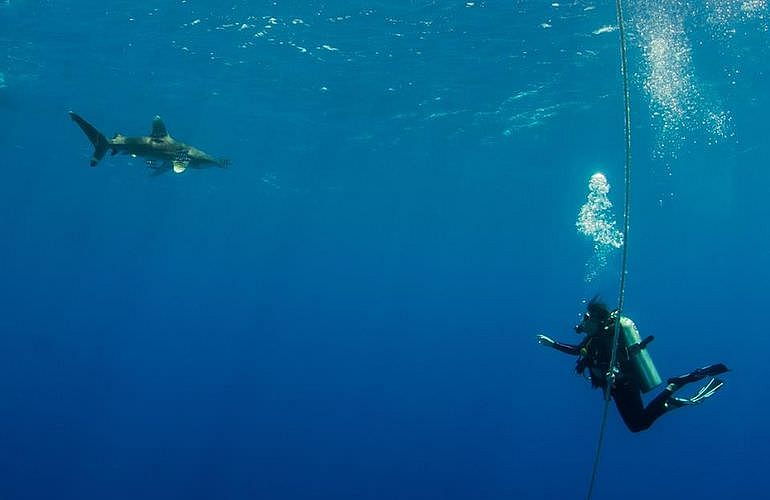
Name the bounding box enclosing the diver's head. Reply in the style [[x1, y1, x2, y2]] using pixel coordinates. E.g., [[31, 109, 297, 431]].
[[575, 296, 612, 335]]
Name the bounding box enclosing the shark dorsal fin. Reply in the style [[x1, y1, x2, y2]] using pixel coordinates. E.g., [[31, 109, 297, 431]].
[[151, 116, 169, 139]]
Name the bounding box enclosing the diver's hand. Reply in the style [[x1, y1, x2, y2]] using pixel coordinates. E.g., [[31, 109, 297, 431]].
[[537, 334, 556, 348]]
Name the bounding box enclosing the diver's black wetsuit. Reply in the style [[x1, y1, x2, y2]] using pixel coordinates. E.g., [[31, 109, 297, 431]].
[[552, 333, 671, 433]]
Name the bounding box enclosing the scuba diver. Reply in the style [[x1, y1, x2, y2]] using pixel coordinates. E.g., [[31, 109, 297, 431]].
[[537, 298, 729, 433]]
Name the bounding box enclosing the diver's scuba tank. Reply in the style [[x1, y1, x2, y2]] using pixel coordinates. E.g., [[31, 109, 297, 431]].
[[618, 316, 662, 392]]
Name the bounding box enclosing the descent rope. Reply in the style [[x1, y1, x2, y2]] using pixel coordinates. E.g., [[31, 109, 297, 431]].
[[585, 0, 633, 498]]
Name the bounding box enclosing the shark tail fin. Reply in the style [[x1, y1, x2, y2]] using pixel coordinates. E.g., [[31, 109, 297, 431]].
[[69, 112, 110, 166]]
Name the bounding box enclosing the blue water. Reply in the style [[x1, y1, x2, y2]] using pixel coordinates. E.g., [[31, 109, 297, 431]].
[[2, 1, 768, 499]]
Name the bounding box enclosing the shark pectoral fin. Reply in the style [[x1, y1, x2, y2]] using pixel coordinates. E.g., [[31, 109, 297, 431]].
[[173, 150, 190, 173], [172, 160, 188, 173]]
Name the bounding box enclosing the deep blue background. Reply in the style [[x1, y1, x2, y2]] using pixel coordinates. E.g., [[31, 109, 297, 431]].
[[1, 1, 768, 499]]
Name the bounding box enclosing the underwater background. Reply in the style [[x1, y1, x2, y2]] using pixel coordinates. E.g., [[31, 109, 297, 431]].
[[1, 1, 769, 499]]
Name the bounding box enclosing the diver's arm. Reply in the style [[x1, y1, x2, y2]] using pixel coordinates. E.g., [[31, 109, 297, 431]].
[[537, 335, 583, 355]]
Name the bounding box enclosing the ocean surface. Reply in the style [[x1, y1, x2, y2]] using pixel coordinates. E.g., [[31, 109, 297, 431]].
[[1, 1, 768, 499]]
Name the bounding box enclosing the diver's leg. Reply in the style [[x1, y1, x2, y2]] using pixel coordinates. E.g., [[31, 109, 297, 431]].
[[613, 378, 678, 432], [641, 385, 675, 421], [614, 369, 728, 432], [612, 379, 649, 433]]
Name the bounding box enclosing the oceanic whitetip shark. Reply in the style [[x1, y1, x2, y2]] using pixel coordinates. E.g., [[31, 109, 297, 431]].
[[69, 112, 229, 174]]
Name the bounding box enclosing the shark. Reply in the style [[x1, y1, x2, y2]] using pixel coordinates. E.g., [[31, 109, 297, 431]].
[[69, 112, 229, 174]]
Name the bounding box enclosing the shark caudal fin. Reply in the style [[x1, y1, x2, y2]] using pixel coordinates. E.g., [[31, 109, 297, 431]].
[[69, 112, 111, 166]]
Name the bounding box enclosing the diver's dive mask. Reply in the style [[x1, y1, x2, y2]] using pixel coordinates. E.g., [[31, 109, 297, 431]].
[[574, 312, 591, 334]]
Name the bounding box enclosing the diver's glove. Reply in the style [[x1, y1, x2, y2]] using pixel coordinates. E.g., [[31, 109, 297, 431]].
[[537, 334, 556, 347]]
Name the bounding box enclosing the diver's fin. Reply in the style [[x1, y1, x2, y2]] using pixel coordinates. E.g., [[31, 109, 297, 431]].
[[150, 115, 169, 139], [667, 378, 725, 409], [69, 112, 110, 166], [667, 363, 729, 387], [690, 377, 725, 403]]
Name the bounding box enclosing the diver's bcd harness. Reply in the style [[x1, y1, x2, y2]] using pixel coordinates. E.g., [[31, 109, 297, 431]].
[[577, 312, 662, 393]]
